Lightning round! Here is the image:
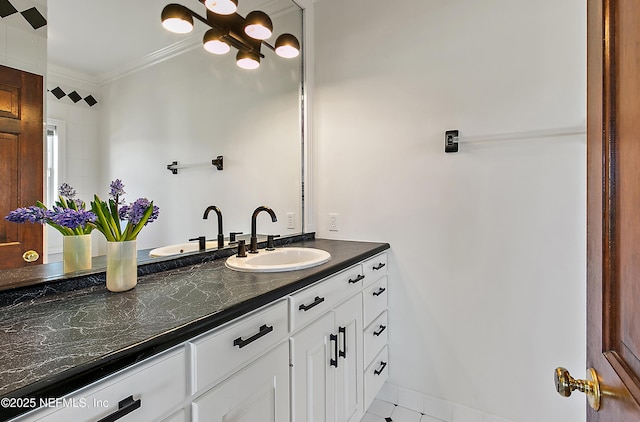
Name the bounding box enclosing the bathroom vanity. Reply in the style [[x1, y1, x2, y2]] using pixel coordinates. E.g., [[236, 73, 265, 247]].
[[0, 238, 390, 422]]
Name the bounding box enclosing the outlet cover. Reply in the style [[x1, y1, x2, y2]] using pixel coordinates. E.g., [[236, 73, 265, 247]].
[[329, 213, 339, 231], [287, 212, 295, 230]]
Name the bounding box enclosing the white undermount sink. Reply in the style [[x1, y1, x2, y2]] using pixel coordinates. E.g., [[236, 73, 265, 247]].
[[149, 241, 226, 257], [225, 247, 331, 272]]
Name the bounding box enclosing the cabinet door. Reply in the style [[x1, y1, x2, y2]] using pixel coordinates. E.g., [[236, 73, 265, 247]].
[[290, 312, 336, 422], [333, 295, 363, 422], [191, 342, 289, 422]]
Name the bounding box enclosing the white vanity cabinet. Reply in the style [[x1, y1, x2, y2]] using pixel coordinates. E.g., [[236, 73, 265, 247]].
[[13, 346, 187, 422], [9, 249, 390, 422], [361, 254, 390, 411], [289, 251, 388, 422], [191, 342, 290, 422]]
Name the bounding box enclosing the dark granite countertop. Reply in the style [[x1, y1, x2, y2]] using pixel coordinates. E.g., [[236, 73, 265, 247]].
[[0, 238, 389, 420]]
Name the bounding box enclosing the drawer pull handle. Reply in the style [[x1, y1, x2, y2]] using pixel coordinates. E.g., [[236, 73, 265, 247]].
[[233, 324, 274, 348], [348, 274, 365, 284], [373, 287, 386, 297], [330, 333, 339, 368], [374, 361, 388, 376], [299, 296, 325, 311], [373, 325, 387, 336], [373, 263, 386, 271], [339, 326, 347, 358], [97, 395, 141, 422]]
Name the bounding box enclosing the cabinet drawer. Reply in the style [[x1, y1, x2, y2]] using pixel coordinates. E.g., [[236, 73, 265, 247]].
[[289, 264, 363, 332], [364, 346, 389, 411], [21, 347, 186, 422], [362, 253, 388, 287], [362, 276, 388, 327], [192, 299, 288, 392], [364, 311, 388, 366]]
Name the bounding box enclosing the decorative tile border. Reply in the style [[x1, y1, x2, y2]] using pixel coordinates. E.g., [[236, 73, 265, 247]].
[[0, 0, 46, 30], [48, 86, 98, 107]]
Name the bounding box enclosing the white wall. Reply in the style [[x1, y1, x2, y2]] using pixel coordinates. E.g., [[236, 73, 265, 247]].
[[313, 1, 586, 421], [98, 39, 302, 251]]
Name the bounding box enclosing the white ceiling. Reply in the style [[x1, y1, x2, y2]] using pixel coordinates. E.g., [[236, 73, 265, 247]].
[[47, 0, 296, 83]]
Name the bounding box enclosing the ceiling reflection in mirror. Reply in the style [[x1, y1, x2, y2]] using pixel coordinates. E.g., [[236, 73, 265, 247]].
[[0, 0, 304, 289]]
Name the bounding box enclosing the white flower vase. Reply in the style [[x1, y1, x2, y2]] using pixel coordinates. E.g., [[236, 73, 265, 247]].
[[106, 240, 137, 292], [63, 234, 92, 273]]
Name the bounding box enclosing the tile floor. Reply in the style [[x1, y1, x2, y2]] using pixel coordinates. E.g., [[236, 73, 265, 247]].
[[362, 398, 445, 422]]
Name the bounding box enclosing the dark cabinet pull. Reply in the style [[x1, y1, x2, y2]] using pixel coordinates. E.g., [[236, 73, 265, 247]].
[[299, 296, 325, 311], [373, 325, 387, 336], [373, 263, 386, 271], [97, 396, 141, 422], [373, 287, 386, 297], [330, 334, 338, 368], [233, 324, 273, 348], [348, 274, 365, 284], [374, 361, 388, 376], [338, 326, 347, 358]]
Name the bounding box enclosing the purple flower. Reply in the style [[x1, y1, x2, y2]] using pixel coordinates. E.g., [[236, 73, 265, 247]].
[[49, 208, 97, 230], [118, 198, 160, 226], [5, 206, 47, 224], [59, 183, 76, 199], [109, 179, 126, 203]]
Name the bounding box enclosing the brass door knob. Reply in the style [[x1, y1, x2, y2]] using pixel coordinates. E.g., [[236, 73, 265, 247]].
[[22, 250, 40, 263], [554, 367, 601, 410]]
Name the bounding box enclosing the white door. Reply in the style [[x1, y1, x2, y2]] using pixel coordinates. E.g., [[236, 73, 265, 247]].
[[290, 312, 336, 422], [334, 295, 363, 422], [192, 342, 290, 422]]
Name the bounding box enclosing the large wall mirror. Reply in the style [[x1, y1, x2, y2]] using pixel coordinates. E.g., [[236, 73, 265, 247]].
[[1, 0, 304, 287]]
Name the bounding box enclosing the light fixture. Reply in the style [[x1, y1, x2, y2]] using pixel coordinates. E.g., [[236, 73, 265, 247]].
[[203, 28, 230, 54], [236, 50, 260, 70], [243, 11, 273, 40], [161, 4, 194, 34], [161, 0, 300, 70], [275, 33, 300, 58], [203, 0, 237, 15]]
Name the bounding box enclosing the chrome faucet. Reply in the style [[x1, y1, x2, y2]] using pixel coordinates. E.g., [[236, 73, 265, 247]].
[[250, 206, 277, 253], [203, 205, 225, 249]]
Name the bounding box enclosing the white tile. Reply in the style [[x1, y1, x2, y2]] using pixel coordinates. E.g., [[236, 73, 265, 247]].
[[361, 413, 388, 422], [378, 382, 399, 404], [423, 395, 452, 421], [368, 399, 396, 418], [398, 387, 424, 413], [421, 415, 447, 422], [452, 404, 483, 422], [391, 406, 422, 422]]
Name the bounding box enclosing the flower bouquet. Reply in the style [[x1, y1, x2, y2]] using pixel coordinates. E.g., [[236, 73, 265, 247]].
[[5, 183, 96, 272], [5, 183, 96, 236], [90, 179, 159, 292]]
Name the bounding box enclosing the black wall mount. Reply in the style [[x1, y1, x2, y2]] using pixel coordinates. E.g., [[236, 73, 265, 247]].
[[445, 130, 459, 153]]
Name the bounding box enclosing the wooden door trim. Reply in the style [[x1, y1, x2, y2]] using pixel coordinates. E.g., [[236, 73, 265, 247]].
[[587, 0, 640, 418]]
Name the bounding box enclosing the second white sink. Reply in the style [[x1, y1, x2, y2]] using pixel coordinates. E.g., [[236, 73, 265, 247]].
[[225, 247, 331, 272]]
